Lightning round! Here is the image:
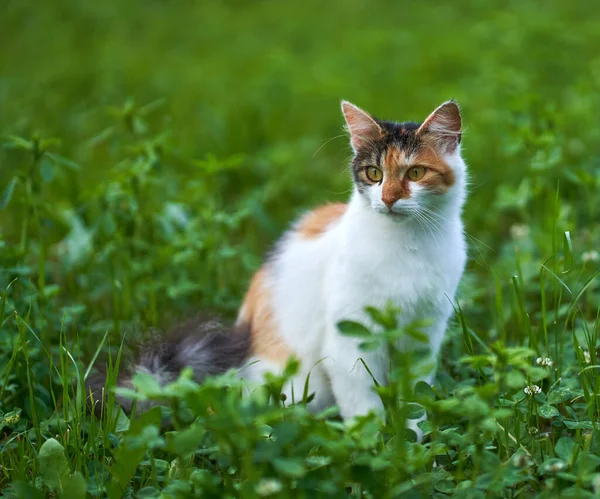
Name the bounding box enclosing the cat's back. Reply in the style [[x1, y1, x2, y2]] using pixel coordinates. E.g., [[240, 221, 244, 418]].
[[269, 202, 348, 276], [293, 203, 347, 240]]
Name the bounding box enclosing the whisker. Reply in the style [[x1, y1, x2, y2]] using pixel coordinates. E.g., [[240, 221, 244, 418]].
[[413, 210, 440, 248], [313, 134, 347, 158], [419, 206, 487, 267], [417, 209, 445, 234], [411, 211, 431, 243]]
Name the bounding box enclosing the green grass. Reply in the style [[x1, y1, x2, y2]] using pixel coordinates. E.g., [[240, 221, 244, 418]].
[[2, 0, 600, 497]]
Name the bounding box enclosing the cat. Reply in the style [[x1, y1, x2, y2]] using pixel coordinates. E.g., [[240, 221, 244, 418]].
[[88, 101, 468, 425], [235, 100, 468, 420]]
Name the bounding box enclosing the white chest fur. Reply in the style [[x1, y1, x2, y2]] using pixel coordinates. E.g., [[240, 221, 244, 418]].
[[269, 192, 466, 358], [325, 194, 466, 327]]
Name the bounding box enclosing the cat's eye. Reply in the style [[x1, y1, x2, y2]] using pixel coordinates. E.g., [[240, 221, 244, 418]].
[[407, 166, 427, 181], [366, 166, 383, 183]]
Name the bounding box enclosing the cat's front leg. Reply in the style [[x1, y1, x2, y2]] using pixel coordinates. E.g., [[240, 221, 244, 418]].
[[401, 317, 449, 439], [321, 326, 387, 420]]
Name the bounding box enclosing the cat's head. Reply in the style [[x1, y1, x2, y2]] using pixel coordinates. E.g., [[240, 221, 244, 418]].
[[342, 101, 466, 219]]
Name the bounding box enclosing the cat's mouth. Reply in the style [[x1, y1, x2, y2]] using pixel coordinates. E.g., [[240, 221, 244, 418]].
[[383, 209, 410, 220], [373, 204, 412, 219]]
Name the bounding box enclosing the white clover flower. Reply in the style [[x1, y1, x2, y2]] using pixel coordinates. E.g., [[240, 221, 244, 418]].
[[536, 357, 553, 367], [256, 479, 283, 496], [524, 385, 542, 396], [593, 474, 600, 495], [581, 348, 591, 364], [582, 250, 599, 263], [510, 224, 530, 240], [512, 452, 533, 468], [549, 461, 566, 473], [528, 427, 539, 435]]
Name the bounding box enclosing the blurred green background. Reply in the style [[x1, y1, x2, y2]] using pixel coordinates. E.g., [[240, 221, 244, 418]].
[[2, 0, 600, 334], [3, 1, 600, 494]]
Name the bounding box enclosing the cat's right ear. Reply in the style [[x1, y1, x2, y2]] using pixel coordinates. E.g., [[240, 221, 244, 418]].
[[416, 101, 462, 154], [341, 101, 382, 152]]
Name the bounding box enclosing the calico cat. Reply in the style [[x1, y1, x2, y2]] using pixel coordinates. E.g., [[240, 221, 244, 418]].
[[236, 101, 467, 419], [88, 101, 468, 422]]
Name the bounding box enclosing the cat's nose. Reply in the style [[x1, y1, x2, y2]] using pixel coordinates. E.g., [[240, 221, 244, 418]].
[[382, 184, 404, 209], [382, 195, 398, 210]]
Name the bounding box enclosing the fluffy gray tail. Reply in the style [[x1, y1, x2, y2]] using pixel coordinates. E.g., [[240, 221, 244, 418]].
[[86, 318, 251, 414]]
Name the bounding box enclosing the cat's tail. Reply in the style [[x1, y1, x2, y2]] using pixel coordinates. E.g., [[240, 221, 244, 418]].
[[86, 318, 251, 414]]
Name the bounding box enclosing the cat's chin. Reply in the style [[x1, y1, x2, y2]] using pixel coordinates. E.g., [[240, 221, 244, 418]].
[[373, 208, 411, 222]]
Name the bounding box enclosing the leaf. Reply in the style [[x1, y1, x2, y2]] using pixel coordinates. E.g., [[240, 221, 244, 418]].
[[109, 407, 163, 497], [358, 339, 381, 351], [527, 366, 550, 382], [38, 438, 70, 492], [0, 177, 18, 209], [39, 157, 55, 183], [505, 370, 526, 389], [578, 451, 600, 475], [62, 472, 86, 499], [337, 320, 372, 338], [538, 404, 560, 419], [403, 403, 426, 420], [364, 306, 396, 328], [87, 461, 110, 495], [404, 326, 429, 343], [3, 481, 45, 499], [166, 424, 207, 455], [46, 152, 80, 170], [272, 457, 307, 478], [131, 371, 162, 396], [414, 381, 436, 402], [0, 408, 21, 431], [163, 480, 192, 496], [136, 486, 161, 498], [555, 473, 579, 484], [563, 420, 595, 430], [4, 135, 33, 150], [460, 395, 490, 419], [547, 388, 575, 405], [434, 479, 456, 493], [273, 421, 300, 446], [555, 436, 577, 463]]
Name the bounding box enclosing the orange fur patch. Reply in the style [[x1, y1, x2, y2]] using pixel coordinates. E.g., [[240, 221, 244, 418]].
[[296, 203, 347, 239], [380, 144, 455, 204], [238, 268, 292, 365], [382, 147, 410, 207], [411, 141, 456, 193]]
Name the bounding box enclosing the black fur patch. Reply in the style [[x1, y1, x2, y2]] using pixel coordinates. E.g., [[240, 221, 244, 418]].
[[138, 319, 251, 380], [86, 318, 251, 414], [351, 119, 424, 192]]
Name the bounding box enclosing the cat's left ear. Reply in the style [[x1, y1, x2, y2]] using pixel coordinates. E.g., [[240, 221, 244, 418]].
[[341, 101, 383, 152], [417, 101, 462, 154]]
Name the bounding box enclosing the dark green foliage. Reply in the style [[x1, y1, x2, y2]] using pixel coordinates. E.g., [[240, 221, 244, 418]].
[[2, 0, 600, 496]]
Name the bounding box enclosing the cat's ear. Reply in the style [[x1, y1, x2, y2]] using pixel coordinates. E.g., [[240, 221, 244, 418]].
[[417, 101, 462, 154], [341, 101, 382, 152]]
